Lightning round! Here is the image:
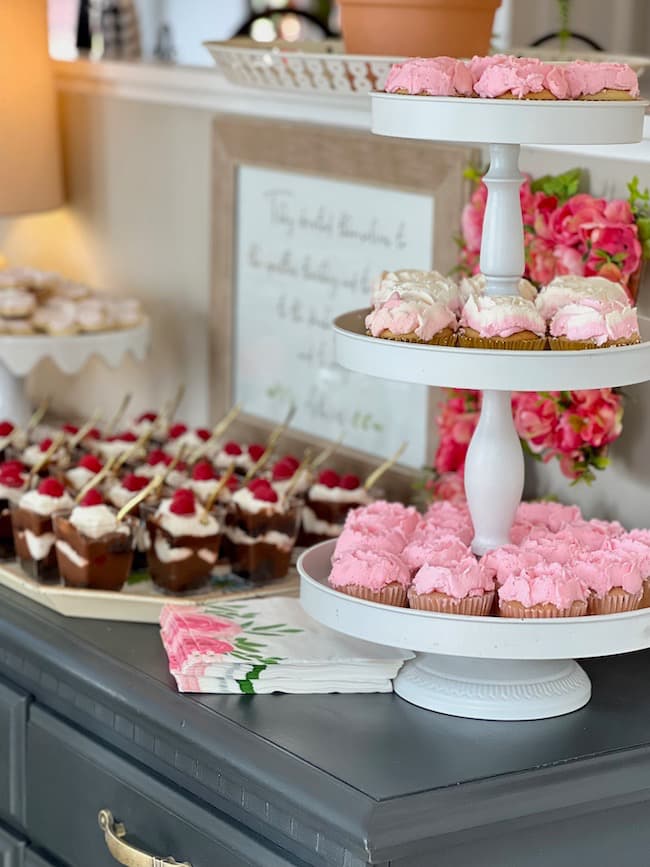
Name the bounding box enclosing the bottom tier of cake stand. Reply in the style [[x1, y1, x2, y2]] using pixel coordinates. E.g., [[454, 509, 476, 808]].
[[298, 540, 650, 721]]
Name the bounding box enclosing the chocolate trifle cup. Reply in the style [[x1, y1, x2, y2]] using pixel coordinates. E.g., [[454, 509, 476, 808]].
[[0, 463, 27, 560], [53, 508, 133, 591], [225, 480, 301, 582], [11, 479, 73, 582], [298, 471, 373, 548], [142, 489, 222, 594]]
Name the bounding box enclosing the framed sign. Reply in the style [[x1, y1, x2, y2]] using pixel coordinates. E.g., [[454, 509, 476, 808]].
[[212, 116, 475, 480]]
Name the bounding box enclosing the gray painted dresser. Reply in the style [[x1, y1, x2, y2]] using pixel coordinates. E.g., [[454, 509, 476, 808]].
[[0, 585, 649, 865]]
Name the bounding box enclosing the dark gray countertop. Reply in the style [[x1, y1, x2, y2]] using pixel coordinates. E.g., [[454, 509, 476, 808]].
[[2, 585, 650, 865]]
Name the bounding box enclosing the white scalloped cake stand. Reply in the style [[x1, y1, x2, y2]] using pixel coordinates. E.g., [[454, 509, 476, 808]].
[[298, 95, 650, 720], [0, 320, 150, 423], [299, 540, 650, 720]]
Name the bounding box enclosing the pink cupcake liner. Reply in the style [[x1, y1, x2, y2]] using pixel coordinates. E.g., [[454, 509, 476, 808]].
[[499, 600, 588, 618], [587, 588, 642, 615], [407, 588, 494, 616], [338, 581, 407, 608]]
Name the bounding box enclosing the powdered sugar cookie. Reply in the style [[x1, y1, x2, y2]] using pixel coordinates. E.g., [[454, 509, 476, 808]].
[[0, 288, 36, 318]]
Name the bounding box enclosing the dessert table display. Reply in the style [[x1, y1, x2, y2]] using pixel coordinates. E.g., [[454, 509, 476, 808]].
[[299, 74, 650, 720]]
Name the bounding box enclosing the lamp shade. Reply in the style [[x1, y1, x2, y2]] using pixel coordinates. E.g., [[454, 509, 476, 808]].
[[0, 0, 63, 215]]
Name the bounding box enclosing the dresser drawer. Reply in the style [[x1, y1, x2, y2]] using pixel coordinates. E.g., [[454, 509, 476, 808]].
[[0, 675, 27, 829], [27, 707, 302, 867]]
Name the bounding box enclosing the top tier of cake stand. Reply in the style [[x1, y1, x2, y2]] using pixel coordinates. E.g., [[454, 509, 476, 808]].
[[371, 92, 648, 145]]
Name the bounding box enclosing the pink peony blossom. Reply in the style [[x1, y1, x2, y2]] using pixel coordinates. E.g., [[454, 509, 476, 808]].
[[461, 201, 484, 252], [430, 472, 466, 502]]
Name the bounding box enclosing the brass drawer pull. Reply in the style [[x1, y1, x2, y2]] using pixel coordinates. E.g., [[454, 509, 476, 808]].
[[98, 809, 192, 867]]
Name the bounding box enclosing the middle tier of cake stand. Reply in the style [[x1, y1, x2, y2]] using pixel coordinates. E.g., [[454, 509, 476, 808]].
[[298, 541, 650, 720]]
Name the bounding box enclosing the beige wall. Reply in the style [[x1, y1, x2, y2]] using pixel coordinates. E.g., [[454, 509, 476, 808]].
[[0, 89, 214, 424]]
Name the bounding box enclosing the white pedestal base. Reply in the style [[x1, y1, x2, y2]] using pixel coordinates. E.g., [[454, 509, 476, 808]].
[[394, 655, 591, 720]]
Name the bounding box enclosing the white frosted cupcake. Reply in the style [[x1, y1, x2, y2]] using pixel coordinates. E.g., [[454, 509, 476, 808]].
[[459, 273, 537, 303], [536, 275, 630, 321], [372, 269, 461, 314], [548, 300, 640, 350], [366, 295, 457, 346], [458, 294, 546, 350]]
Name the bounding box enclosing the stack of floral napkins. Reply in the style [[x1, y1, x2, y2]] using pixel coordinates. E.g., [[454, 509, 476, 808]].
[[160, 598, 413, 694]]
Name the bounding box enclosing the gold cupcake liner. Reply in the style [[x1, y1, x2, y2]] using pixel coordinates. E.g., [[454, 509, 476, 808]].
[[338, 581, 407, 607], [496, 89, 558, 100], [499, 599, 588, 618], [374, 327, 457, 347], [549, 336, 640, 352], [587, 587, 642, 615], [640, 579, 650, 610], [457, 328, 546, 352], [408, 588, 494, 616], [579, 89, 636, 101]]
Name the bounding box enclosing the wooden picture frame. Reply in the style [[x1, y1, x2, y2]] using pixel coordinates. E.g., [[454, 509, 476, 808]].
[[211, 114, 476, 498]]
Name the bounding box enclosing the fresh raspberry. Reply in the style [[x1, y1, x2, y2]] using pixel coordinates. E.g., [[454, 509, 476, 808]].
[[147, 449, 171, 467], [137, 411, 157, 423], [0, 421, 14, 437], [339, 474, 361, 490], [192, 461, 215, 481], [282, 455, 300, 470], [62, 423, 79, 435], [169, 488, 196, 515], [0, 472, 24, 489], [248, 477, 268, 491], [196, 428, 211, 441], [223, 441, 242, 456], [224, 475, 239, 492], [248, 444, 265, 462], [169, 423, 188, 439], [78, 454, 103, 473], [39, 438, 54, 452], [0, 460, 24, 474], [176, 461, 187, 473], [272, 459, 295, 481], [121, 474, 149, 493], [251, 480, 278, 503], [37, 478, 65, 498], [79, 488, 103, 507], [318, 469, 340, 489], [86, 428, 101, 440], [107, 431, 137, 443]]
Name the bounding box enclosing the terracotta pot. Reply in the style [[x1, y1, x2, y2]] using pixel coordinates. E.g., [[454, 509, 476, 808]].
[[339, 0, 500, 58]]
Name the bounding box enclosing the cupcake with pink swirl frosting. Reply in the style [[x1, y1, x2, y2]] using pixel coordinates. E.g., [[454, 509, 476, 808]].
[[572, 548, 643, 614], [563, 60, 640, 100], [385, 57, 474, 97], [473, 56, 569, 100], [549, 299, 640, 350], [328, 548, 410, 607], [402, 532, 472, 574], [408, 556, 495, 615], [459, 294, 546, 350], [498, 562, 589, 618], [365, 293, 457, 346], [425, 500, 474, 546], [623, 530, 650, 607]]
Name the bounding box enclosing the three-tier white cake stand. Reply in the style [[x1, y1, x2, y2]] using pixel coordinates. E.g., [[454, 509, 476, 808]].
[[299, 93, 650, 721]]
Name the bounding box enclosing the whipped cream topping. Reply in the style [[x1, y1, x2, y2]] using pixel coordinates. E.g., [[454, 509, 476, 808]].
[[23, 529, 55, 560], [70, 504, 129, 539], [65, 466, 96, 492], [232, 486, 285, 515], [366, 295, 456, 341], [460, 294, 546, 338], [301, 506, 343, 538], [155, 499, 220, 537], [459, 273, 537, 303], [154, 536, 192, 563], [19, 488, 73, 516], [225, 526, 294, 551], [550, 301, 639, 345], [307, 483, 372, 505], [385, 56, 474, 97], [164, 431, 207, 457], [373, 270, 461, 313], [536, 275, 630, 320]]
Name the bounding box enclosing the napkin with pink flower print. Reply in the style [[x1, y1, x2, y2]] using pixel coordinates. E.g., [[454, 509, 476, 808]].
[[160, 598, 412, 694]]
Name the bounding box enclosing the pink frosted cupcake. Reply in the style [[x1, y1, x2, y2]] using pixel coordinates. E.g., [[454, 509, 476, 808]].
[[425, 500, 473, 546], [515, 501, 582, 532], [499, 562, 589, 618], [557, 519, 623, 552], [365, 294, 457, 346], [481, 545, 544, 587], [385, 57, 474, 97], [563, 60, 640, 100], [402, 532, 472, 573], [372, 270, 461, 315], [625, 530, 650, 607], [458, 295, 546, 350], [474, 56, 569, 100], [333, 524, 407, 562], [535, 275, 631, 321], [345, 501, 420, 538], [573, 549, 643, 614], [549, 300, 640, 350], [328, 548, 410, 607], [408, 556, 495, 615]]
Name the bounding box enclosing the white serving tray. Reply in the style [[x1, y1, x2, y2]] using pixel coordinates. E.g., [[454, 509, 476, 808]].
[[0, 562, 298, 624]]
